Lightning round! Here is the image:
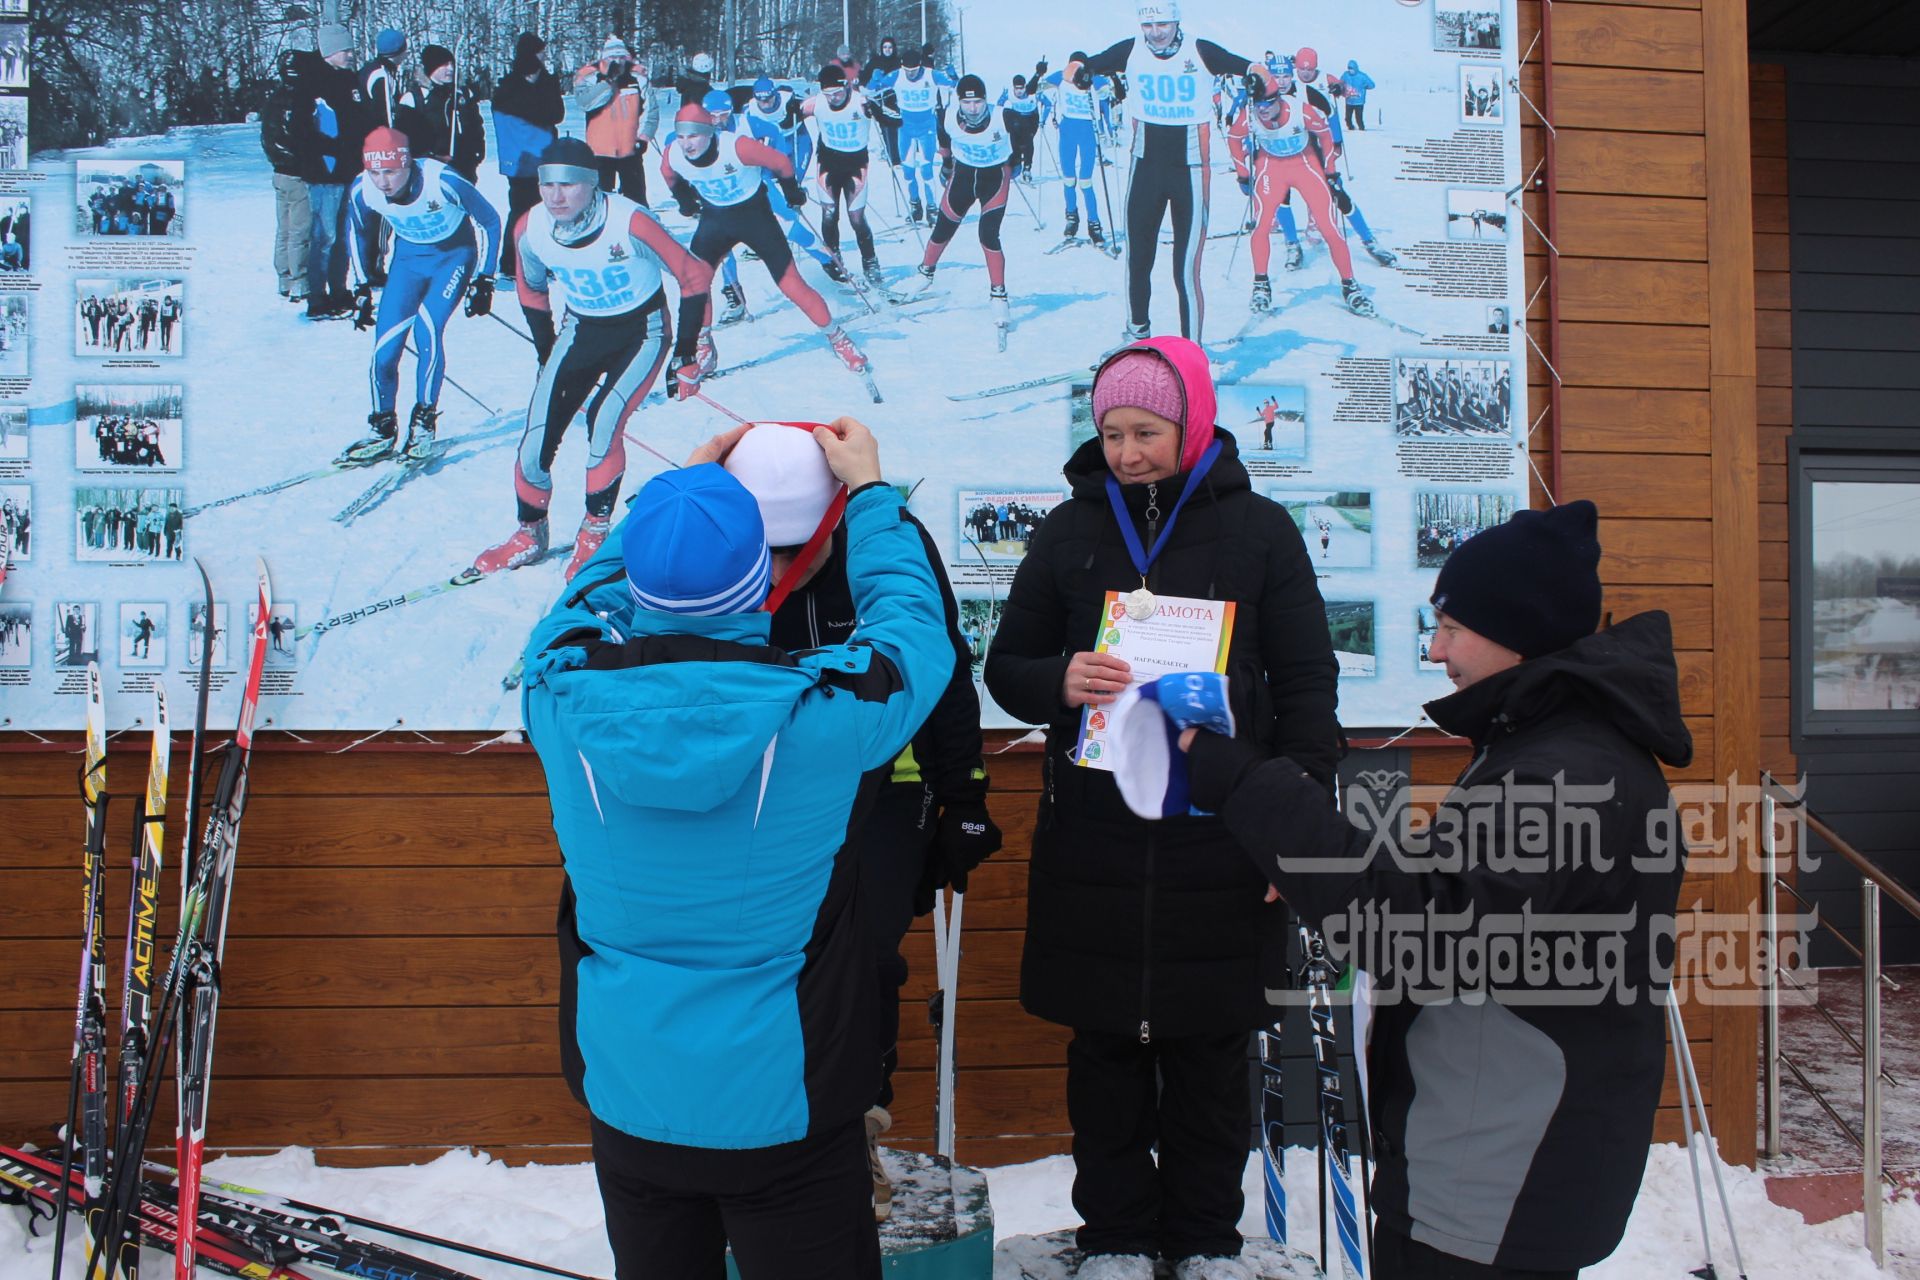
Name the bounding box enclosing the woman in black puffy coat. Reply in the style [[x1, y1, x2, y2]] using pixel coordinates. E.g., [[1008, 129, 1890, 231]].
[[985, 334, 1339, 1279]]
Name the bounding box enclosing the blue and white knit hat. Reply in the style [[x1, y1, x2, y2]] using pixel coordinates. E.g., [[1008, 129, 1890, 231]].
[[621, 464, 771, 616], [1110, 671, 1236, 820]]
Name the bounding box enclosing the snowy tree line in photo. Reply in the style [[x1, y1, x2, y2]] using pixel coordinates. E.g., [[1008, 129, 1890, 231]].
[[30, 0, 953, 150]]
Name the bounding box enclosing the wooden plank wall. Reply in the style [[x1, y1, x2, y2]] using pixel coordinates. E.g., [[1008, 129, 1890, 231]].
[[0, 0, 1763, 1169], [1751, 62, 1796, 789]]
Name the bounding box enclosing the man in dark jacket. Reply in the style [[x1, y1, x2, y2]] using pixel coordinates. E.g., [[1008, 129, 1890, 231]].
[[720, 422, 1002, 1222], [293, 26, 362, 318], [410, 45, 486, 181], [491, 32, 564, 278], [261, 49, 311, 301], [863, 36, 903, 164], [1180, 500, 1692, 1278]]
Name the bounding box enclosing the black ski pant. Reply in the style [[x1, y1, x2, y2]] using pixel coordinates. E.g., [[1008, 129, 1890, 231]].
[[591, 1113, 881, 1280], [1006, 115, 1039, 176], [597, 152, 649, 205], [813, 147, 876, 265], [1123, 152, 1210, 339], [850, 781, 935, 1110], [501, 175, 541, 277], [690, 190, 797, 281], [1372, 1222, 1578, 1280], [1069, 1026, 1248, 1263]]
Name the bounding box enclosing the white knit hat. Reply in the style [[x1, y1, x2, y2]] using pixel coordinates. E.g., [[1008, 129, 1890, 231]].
[[724, 424, 843, 546], [601, 35, 632, 62]]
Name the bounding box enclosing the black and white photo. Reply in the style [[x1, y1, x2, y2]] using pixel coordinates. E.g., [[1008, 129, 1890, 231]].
[[53, 601, 99, 668], [0, 482, 29, 561], [119, 601, 167, 668], [77, 159, 185, 237], [75, 277, 187, 358], [75, 384, 185, 471], [1395, 356, 1513, 440], [73, 485, 186, 562]]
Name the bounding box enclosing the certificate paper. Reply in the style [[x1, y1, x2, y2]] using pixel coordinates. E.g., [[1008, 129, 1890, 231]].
[[1075, 591, 1235, 771]]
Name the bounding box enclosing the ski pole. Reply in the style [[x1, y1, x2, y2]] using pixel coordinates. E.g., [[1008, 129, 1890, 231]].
[[1669, 996, 1749, 1280], [692, 388, 749, 426], [489, 311, 533, 346], [401, 337, 497, 417], [930, 886, 965, 1159], [1091, 129, 1123, 254], [880, 150, 929, 253], [1007, 167, 1046, 231]]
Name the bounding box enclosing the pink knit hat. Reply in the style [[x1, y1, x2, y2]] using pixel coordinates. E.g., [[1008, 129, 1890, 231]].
[[1093, 350, 1184, 433], [1091, 336, 1218, 472]]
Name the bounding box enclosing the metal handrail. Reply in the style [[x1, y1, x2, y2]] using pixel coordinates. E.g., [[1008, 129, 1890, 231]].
[[1758, 776, 1904, 1268], [1763, 773, 1920, 924], [1772, 875, 1902, 991]]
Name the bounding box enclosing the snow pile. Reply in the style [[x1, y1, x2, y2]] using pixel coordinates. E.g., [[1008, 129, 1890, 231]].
[[5, 1142, 1915, 1278]]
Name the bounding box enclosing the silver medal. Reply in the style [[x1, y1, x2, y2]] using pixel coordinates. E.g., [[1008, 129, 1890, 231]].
[[1124, 587, 1157, 621]]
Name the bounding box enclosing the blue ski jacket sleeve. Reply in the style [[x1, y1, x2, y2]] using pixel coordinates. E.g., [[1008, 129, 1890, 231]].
[[518, 483, 953, 1149]]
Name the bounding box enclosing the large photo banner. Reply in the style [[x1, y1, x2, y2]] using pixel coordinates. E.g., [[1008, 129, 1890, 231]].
[[0, 0, 1522, 731]]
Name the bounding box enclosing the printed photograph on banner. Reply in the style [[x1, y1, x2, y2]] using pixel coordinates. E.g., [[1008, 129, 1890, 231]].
[[253, 598, 299, 666], [1435, 0, 1503, 51], [957, 596, 1004, 681], [1326, 599, 1377, 678], [72, 484, 185, 563], [1459, 66, 1503, 122], [1223, 385, 1306, 459], [0, 0, 24, 17], [0, 95, 24, 171], [0, 293, 24, 375], [1068, 381, 1096, 451], [1445, 187, 1508, 240], [1415, 490, 1515, 568], [76, 159, 185, 238], [0, 194, 28, 270], [74, 277, 187, 358], [1416, 603, 1446, 672], [1486, 304, 1511, 335], [1395, 357, 1512, 440], [0, 601, 29, 667], [119, 602, 167, 668], [959, 490, 1062, 561], [1273, 489, 1372, 568], [74, 384, 184, 472], [0, 24, 25, 89], [53, 601, 99, 668], [0, 405, 25, 459], [0, 481, 28, 561], [187, 600, 229, 668]]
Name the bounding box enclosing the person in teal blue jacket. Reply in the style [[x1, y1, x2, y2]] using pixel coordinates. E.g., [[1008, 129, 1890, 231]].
[[519, 418, 953, 1280]]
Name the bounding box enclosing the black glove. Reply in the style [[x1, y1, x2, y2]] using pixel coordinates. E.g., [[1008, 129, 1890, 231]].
[[778, 174, 806, 207], [1243, 69, 1270, 101], [667, 355, 702, 400], [1185, 730, 1266, 815], [1072, 64, 1092, 90], [464, 275, 494, 318], [1236, 173, 1251, 196], [1325, 171, 1353, 215], [930, 795, 1002, 896], [940, 154, 954, 186], [526, 307, 556, 365], [675, 191, 703, 219], [350, 284, 375, 331]]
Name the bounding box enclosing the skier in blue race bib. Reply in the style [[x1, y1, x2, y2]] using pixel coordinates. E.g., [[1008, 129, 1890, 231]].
[[339, 125, 501, 465], [867, 46, 956, 226]]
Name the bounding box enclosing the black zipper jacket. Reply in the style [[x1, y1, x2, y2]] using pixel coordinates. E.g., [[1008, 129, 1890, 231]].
[[986, 429, 1339, 1038]]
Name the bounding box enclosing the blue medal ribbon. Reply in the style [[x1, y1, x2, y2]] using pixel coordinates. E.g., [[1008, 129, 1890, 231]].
[[1103, 440, 1223, 584]]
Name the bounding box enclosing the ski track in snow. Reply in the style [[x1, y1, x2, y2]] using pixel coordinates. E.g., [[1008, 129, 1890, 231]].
[[4, 1142, 1916, 1277], [20, 34, 1496, 731]]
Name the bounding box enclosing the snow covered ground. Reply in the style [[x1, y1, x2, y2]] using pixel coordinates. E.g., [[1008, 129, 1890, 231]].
[[5, 1140, 1916, 1278]]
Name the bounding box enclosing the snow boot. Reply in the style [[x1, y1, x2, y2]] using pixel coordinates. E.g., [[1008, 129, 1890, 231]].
[[1088, 217, 1106, 247], [914, 262, 938, 293], [991, 284, 1011, 350], [1343, 278, 1378, 318], [1063, 209, 1080, 239], [1076, 1256, 1154, 1280], [695, 327, 719, 378], [1365, 238, 1399, 267], [403, 403, 438, 462], [563, 514, 612, 583], [1121, 321, 1149, 344], [1284, 240, 1305, 272], [908, 197, 925, 226], [1251, 275, 1273, 313], [827, 325, 869, 373], [862, 257, 888, 289], [865, 1105, 893, 1222], [337, 410, 398, 465], [823, 256, 853, 285], [718, 282, 747, 325], [1171, 1258, 1254, 1280], [472, 519, 549, 575]]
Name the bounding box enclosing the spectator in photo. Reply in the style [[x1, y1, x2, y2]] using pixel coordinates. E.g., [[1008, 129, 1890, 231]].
[[412, 44, 486, 181], [491, 31, 564, 280], [575, 35, 659, 202]]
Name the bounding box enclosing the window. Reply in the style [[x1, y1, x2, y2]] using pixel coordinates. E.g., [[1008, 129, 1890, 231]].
[[1794, 451, 1920, 737]]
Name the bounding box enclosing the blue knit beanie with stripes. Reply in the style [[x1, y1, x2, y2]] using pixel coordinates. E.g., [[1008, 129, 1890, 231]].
[[622, 464, 771, 616]]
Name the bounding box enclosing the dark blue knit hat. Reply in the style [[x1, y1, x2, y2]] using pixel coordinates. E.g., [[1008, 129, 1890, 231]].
[[1429, 499, 1602, 659], [622, 464, 770, 616]]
